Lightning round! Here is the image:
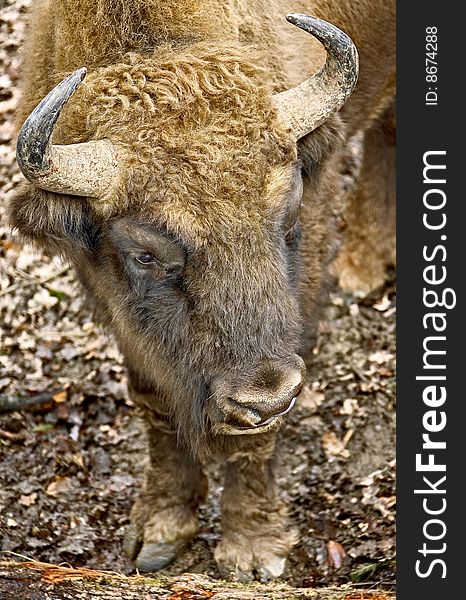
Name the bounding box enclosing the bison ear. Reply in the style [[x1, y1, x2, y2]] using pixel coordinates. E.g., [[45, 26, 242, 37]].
[[8, 182, 101, 257], [297, 114, 344, 179]]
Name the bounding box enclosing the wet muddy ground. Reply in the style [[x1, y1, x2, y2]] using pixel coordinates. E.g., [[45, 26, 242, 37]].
[[0, 0, 396, 594]]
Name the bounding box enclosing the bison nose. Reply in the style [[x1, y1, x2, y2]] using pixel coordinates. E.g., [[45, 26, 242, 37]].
[[227, 390, 299, 428], [223, 357, 305, 430]]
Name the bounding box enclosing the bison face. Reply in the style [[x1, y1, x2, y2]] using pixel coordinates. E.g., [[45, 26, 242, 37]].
[[84, 160, 307, 452]]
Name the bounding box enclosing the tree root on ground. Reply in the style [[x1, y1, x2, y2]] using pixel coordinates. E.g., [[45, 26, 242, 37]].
[[0, 560, 394, 600]]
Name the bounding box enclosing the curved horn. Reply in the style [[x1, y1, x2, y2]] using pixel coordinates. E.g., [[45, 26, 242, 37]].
[[273, 14, 359, 140], [16, 68, 119, 198]]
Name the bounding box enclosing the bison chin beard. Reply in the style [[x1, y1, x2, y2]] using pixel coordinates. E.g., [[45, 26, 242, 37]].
[[177, 381, 301, 461], [174, 386, 287, 461], [128, 369, 288, 461]]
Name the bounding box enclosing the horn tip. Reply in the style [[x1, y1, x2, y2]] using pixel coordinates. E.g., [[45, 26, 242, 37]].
[[16, 66, 90, 179], [70, 67, 87, 85], [286, 13, 312, 25], [285, 13, 357, 60], [76, 66, 87, 79], [62, 67, 87, 90]]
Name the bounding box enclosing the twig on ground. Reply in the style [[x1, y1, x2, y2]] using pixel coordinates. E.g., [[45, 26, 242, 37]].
[[0, 390, 65, 413], [0, 266, 71, 298], [0, 428, 25, 441]]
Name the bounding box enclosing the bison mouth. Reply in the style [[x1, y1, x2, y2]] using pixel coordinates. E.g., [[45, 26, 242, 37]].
[[212, 396, 298, 436]]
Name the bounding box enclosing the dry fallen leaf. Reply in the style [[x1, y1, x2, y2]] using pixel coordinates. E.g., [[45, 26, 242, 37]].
[[70, 452, 85, 470], [349, 303, 359, 316], [46, 476, 74, 496], [372, 294, 391, 312], [322, 431, 350, 458], [368, 350, 394, 365], [299, 386, 325, 412], [327, 540, 348, 569], [52, 390, 67, 403], [340, 398, 359, 415], [19, 492, 37, 507]]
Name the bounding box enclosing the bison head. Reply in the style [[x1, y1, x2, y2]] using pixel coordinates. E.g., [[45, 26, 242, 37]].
[[12, 15, 358, 456]]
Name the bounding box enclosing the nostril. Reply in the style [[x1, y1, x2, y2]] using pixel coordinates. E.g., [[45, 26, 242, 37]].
[[226, 382, 303, 429], [224, 398, 263, 428], [255, 396, 298, 427], [254, 390, 300, 425]]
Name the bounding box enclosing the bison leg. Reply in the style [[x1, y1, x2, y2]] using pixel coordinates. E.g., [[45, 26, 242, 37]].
[[124, 389, 208, 572], [333, 101, 396, 293], [215, 433, 297, 582]]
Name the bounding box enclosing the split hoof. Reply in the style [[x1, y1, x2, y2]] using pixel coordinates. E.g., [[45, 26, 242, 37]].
[[215, 540, 288, 582], [135, 540, 185, 572]]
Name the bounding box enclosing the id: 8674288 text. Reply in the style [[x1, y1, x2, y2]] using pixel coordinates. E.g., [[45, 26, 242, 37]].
[[425, 26, 438, 106]]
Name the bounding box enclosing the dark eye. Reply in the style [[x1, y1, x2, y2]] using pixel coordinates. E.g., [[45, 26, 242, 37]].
[[135, 253, 157, 265]]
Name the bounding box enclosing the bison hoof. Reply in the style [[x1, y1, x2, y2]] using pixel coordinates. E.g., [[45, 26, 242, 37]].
[[122, 522, 143, 561], [123, 523, 185, 572], [136, 540, 185, 572], [124, 505, 200, 572], [215, 541, 287, 582]]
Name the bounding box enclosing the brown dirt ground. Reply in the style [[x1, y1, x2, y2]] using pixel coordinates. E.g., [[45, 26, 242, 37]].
[[0, 0, 396, 596]]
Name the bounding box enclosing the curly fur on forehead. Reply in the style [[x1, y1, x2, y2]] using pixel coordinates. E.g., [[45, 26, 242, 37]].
[[53, 0, 220, 69], [54, 43, 297, 218]]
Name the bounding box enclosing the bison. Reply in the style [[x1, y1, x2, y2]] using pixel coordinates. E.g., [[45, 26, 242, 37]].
[[9, 0, 395, 581]]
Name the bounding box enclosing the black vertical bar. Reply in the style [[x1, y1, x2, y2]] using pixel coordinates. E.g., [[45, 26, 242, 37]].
[[397, 2, 464, 598]]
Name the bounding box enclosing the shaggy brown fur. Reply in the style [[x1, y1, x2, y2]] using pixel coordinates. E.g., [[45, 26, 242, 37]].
[[9, 0, 395, 581]]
